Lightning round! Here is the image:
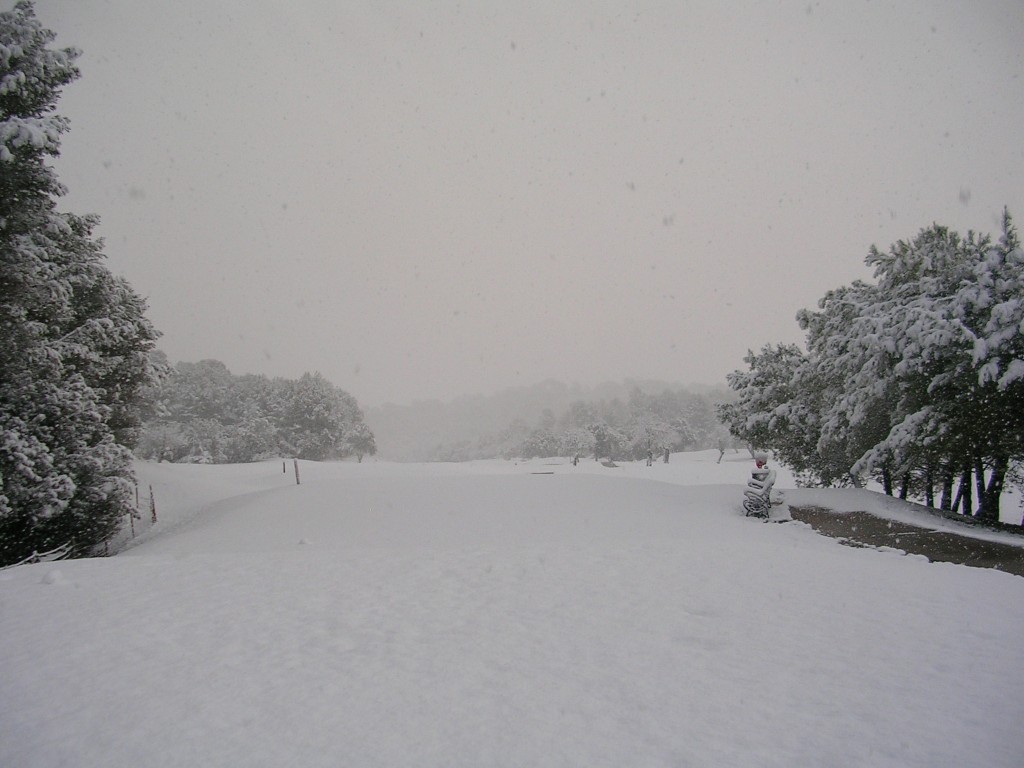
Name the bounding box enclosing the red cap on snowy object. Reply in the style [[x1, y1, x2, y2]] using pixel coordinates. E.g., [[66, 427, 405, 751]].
[[753, 451, 768, 468]]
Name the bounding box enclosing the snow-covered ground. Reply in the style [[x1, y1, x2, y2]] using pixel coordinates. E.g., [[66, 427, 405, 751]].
[[3, 452, 1023, 767]]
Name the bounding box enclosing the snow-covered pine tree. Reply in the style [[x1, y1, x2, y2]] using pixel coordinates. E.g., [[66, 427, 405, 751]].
[[343, 421, 377, 463], [972, 210, 1024, 392], [957, 211, 1024, 521], [852, 225, 984, 507], [723, 217, 1022, 520], [278, 372, 364, 461], [0, 2, 161, 564], [794, 281, 899, 488], [717, 343, 828, 482]]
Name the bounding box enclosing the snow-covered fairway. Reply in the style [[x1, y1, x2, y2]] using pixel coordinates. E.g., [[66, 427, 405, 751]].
[[3, 453, 1023, 767]]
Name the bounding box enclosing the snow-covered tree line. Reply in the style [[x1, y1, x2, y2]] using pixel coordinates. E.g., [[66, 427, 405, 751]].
[[719, 214, 1024, 523], [136, 359, 376, 464], [435, 387, 728, 462], [0, 3, 162, 565]]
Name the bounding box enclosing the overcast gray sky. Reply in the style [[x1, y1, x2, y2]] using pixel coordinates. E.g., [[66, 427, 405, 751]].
[[33, 0, 1024, 406]]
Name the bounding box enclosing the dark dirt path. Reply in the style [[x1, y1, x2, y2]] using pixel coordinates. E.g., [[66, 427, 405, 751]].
[[788, 505, 1024, 578]]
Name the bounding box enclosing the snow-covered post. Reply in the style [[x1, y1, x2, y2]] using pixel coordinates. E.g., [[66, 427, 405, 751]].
[[149, 485, 157, 524], [293, 459, 301, 485]]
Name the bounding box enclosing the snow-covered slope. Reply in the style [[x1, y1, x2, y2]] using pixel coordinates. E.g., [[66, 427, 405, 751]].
[[2, 453, 1022, 767]]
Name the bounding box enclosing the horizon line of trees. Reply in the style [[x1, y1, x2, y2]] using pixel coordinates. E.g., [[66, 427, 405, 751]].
[[432, 386, 732, 462], [136, 358, 377, 464], [718, 212, 1023, 524]]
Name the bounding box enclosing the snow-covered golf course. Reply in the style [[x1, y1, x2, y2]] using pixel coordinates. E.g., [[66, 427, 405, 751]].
[[3, 452, 1023, 767]]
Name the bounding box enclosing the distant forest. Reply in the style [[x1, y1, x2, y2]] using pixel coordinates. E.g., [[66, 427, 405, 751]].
[[365, 379, 734, 462], [136, 358, 376, 464]]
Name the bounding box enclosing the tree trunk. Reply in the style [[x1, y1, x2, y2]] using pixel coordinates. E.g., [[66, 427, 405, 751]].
[[882, 466, 893, 496], [960, 467, 974, 517], [925, 466, 935, 508], [974, 454, 987, 517], [939, 466, 954, 511], [977, 455, 1007, 524], [898, 474, 910, 501]]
